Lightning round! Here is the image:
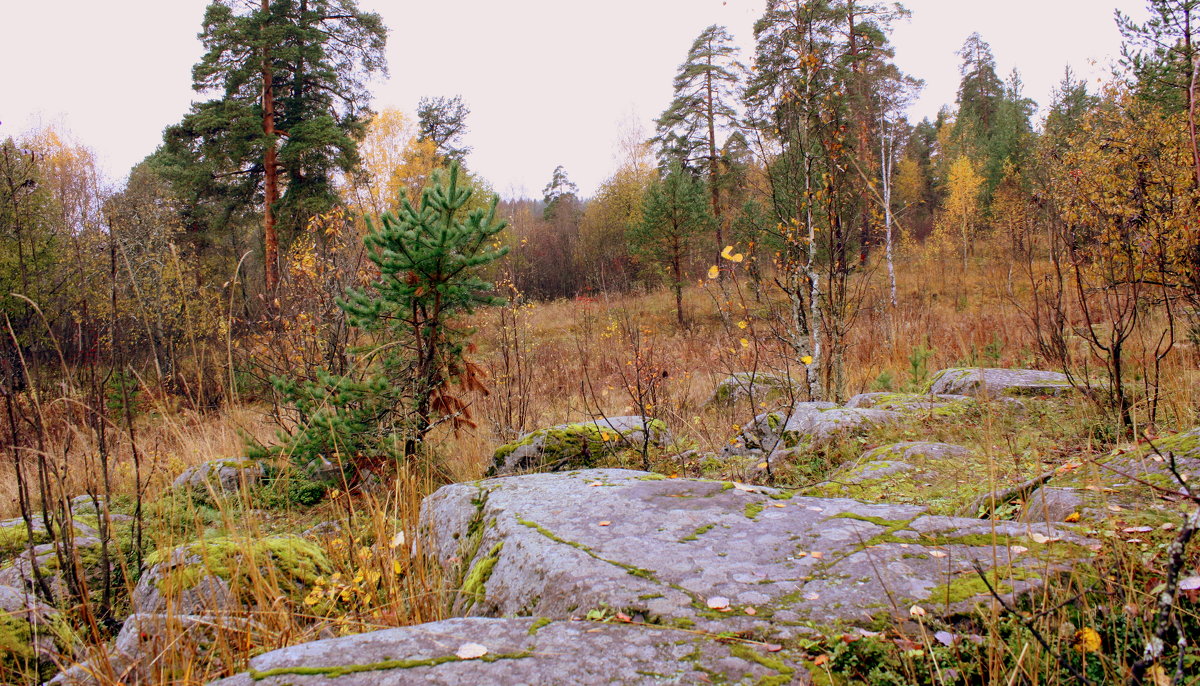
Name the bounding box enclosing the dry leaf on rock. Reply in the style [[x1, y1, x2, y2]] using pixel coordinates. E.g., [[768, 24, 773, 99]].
[[456, 642, 488, 660]]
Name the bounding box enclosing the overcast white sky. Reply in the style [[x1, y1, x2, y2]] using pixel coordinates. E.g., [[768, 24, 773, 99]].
[[1, 0, 1147, 198]]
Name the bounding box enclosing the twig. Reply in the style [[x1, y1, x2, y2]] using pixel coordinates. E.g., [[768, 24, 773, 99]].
[[959, 470, 1056, 518]]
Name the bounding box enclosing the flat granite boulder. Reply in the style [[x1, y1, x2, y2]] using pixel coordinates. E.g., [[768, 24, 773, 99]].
[[488, 416, 670, 477], [211, 617, 805, 686], [729, 402, 900, 460], [929, 368, 1073, 398], [420, 469, 1091, 637]]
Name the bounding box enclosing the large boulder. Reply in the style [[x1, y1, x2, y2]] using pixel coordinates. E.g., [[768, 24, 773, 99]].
[[211, 617, 807, 686], [488, 416, 670, 477], [420, 469, 1092, 637], [133, 535, 330, 615], [928, 368, 1073, 398], [729, 402, 900, 460]]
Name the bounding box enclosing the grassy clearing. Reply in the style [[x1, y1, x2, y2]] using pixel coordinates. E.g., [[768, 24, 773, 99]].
[[1, 254, 1197, 684]]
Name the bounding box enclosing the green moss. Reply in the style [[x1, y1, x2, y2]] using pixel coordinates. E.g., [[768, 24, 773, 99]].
[[926, 566, 1039, 605], [680, 524, 717, 542], [744, 502, 766, 520], [729, 643, 797, 686], [146, 534, 330, 599], [491, 420, 666, 475], [527, 617, 553, 635], [249, 651, 533, 679], [517, 518, 657, 580], [460, 542, 504, 610], [0, 521, 52, 560], [0, 612, 34, 665], [671, 617, 695, 629], [829, 512, 913, 528], [636, 473, 667, 481]]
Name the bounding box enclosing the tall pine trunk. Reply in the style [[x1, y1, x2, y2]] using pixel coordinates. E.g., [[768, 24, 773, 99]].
[[261, 0, 280, 296]]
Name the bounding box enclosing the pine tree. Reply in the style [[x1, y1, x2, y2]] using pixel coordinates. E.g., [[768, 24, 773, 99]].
[[654, 25, 743, 255], [155, 0, 387, 295], [1117, 0, 1200, 187], [271, 164, 508, 468], [628, 162, 713, 327], [417, 95, 472, 163]]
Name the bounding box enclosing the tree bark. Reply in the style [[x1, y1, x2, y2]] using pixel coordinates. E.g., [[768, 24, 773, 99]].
[[262, 0, 280, 297], [704, 46, 723, 259]]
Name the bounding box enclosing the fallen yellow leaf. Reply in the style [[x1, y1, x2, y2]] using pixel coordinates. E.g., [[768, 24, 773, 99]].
[[1072, 627, 1102, 654], [801, 355, 814, 365], [1064, 512, 1081, 523], [707, 265, 719, 279]]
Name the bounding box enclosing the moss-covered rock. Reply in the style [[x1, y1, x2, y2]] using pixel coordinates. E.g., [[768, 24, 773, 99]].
[[488, 416, 670, 476], [707, 372, 800, 408], [844, 392, 983, 415], [807, 442, 1049, 516], [0, 584, 73, 684], [171, 458, 266, 502], [133, 534, 331, 615]]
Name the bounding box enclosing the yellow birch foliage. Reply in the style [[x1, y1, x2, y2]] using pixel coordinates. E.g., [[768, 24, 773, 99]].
[[934, 155, 984, 269], [1050, 91, 1199, 293]]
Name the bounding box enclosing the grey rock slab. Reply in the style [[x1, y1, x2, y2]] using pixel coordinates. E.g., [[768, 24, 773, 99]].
[[708, 372, 800, 407], [172, 458, 265, 496], [1021, 427, 1200, 524], [210, 617, 807, 686], [730, 402, 900, 459], [420, 469, 1092, 637], [929, 368, 1073, 398], [488, 416, 671, 477]]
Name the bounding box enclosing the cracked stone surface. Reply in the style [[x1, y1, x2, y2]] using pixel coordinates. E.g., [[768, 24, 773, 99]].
[[928, 367, 1073, 398], [420, 469, 1092, 638], [211, 617, 806, 686]]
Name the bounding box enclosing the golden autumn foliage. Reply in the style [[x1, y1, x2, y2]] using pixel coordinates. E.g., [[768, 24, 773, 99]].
[[1048, 90, 1200, 298]]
